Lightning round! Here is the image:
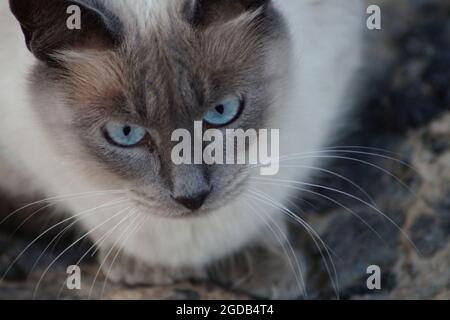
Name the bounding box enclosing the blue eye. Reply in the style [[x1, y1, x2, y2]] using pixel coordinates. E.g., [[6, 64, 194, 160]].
[[104, 122, 147, 147], [203, 95, 243, 127]]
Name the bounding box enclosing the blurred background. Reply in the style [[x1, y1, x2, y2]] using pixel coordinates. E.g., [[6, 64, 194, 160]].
[[0, 0, 449, 299]]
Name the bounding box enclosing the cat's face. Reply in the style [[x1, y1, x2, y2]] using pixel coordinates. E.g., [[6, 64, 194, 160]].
[[11, 0, 290, 217]]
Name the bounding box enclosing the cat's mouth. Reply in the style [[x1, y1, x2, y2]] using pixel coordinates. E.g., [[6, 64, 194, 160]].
[[130, 192, 213, 218], [128, 175, 249, 218]]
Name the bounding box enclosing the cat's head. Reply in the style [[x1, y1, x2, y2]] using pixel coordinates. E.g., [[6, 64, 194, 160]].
[[10, 0, 291, 217]]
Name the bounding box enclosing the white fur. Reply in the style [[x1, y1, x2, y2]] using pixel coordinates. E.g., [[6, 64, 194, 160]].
[[0, 0, 363, 269]]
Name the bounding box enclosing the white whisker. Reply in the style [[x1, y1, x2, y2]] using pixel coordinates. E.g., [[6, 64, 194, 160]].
[[243, 196, 307, 298], [249, 179, 385, 244], [251, 177, 421, 255], [252, 154, 417, 198], [279, 164, 377, 206], [100, 214, 148, 300], [247, 188, 340, 299], [0, 198, 128, 283], [323, 145, 402, 156], [29, 206, 132, 281], [55, 207, 136, 300], [0, 190, 127, 228], [88, 211, 141, 299], [32, 204, 133, 299]]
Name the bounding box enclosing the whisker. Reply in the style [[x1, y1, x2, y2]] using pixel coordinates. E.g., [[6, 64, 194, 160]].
[[253, 148, 415, 172], [252, 154, 417, 198], [32, 204, 133, 299], [282, 194, 309, 216], [243, 196, 307, 298], [7, 203, 56, 240], [88, 211, 141, 299], [322, 145, 403, 157], [278, 164, 377, 206], [247, 188, 340, 299], [0, 198, 128, 283], [251, 177, 421, 255], [313, 149, 417, 174], [288, 194, 318, 211], [249, 179, 385, 244], [100, 214, 147, 300], [0, 190, 127, 228], [56, 208, 138, 300], [28, 206, 132, 281]]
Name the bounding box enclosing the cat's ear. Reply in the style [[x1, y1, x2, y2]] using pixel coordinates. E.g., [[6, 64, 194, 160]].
[[9, 0, 121, 62], [183, 0, 270, 28]]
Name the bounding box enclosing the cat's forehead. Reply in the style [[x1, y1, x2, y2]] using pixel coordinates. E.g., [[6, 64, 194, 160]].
[[59, 0, 281, 122]]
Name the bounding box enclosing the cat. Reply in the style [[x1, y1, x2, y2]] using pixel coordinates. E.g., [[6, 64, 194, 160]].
[[0, 0, 364, 299]]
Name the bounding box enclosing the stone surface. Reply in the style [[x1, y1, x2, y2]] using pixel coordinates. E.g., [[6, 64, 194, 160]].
[[303, 112, 450, 299], [0, 0, 449, 300]]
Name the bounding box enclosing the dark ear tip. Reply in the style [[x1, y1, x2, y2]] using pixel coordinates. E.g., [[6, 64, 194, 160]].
[[9, 0, 35, 26], [9, 0, 26, 15], [183, 0, 271, 28], [9, 0, 34, 49], [9, 0, 123, 62], [243, 0, 270, 9], [9, 0, 16, 10], [9, 0, 20, 16]]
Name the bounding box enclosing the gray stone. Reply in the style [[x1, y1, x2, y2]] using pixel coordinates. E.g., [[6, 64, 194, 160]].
[[410, 215, 445, 257]]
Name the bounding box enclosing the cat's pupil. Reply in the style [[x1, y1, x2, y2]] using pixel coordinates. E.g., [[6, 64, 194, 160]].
[[123, 126, 131, 136], [215, 105, 225, 115]]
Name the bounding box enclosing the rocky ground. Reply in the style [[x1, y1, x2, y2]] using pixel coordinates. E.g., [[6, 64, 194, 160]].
[[0, 1, 449, 299]]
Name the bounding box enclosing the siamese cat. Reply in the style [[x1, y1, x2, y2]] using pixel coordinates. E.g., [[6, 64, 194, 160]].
[[0, 0, 364, 298]]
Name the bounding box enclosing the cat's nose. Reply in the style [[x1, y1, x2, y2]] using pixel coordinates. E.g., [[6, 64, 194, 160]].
[[173, 191, 210, 211]]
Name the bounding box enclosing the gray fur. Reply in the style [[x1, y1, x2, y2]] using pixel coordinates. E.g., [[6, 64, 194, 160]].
[[26, 0, 289, 216]]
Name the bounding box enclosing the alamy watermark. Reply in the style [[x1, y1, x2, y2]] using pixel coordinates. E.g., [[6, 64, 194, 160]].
[[66, 265, 81, 290], [366, 265, 382, 290], [67, 4, 383, 31], [171, 121, 280, 176], [366, 5, 382, 30], [66, 5, 82, 30]]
